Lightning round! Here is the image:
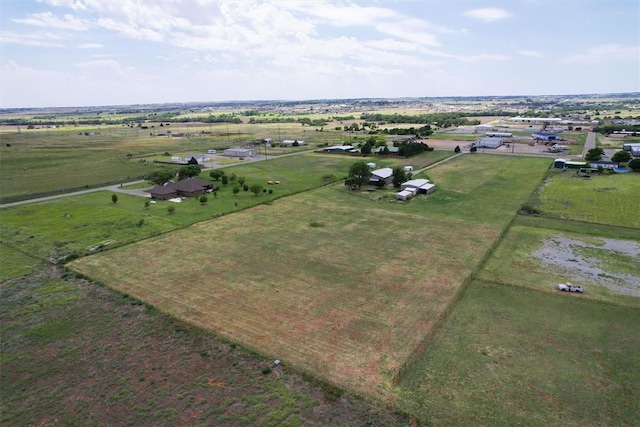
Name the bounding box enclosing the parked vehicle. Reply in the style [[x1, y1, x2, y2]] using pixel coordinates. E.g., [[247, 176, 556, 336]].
[[557, 283, 584, 293]]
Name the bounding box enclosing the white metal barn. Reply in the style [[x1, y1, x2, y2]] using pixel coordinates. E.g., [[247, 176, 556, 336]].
[[401, 179, 435, 194], [475, 138, 503, 149], [370, 167, 394, 185], [224, 148, 254, 157]]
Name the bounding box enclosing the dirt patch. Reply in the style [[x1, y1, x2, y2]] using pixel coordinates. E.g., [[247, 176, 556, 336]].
[[533, 237, 640, 296]]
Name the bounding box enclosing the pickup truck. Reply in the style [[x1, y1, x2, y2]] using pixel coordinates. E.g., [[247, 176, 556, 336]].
[[557, 283, 584, 293]]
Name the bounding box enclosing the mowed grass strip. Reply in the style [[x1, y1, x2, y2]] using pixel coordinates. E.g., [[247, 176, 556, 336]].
[[535, 171, 640, 228], [69, 155, 550, 399], [396, 281, 640, 427]]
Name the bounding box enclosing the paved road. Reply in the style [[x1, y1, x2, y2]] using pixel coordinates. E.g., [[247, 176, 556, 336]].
[[582, 132, 597, 159], [0, 181, 151, 209]]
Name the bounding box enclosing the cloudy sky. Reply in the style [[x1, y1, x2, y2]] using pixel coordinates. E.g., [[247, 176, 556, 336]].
[[1, 0, 638, 108]]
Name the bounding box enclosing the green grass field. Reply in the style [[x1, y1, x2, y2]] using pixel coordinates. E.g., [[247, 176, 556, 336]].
[[0, 245, 45, 281], [0, 122, 351, 199], [68, 155, 551, 399], [3, 140, 638, 425], [0, 151, 451, 264], [479, 222, 640, 307], [535, 171, 640, 228], [395, 281, 640, 426]]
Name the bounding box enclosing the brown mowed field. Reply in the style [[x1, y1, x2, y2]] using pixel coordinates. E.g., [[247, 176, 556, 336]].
[[69, 185, 499, 399]]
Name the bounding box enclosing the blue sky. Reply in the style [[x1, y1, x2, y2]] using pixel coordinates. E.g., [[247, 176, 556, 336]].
[[1, 0, 638, 108]]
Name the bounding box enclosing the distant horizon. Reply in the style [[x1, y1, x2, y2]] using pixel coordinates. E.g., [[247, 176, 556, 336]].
[[2, 91, 639, 112], [2, 1, 639, 108]]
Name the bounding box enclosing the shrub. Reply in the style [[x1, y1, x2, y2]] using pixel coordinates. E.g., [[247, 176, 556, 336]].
[[167, 206, 176, 214], [137, 219, 145, 227], [519, 204, 540, 215], [261, 366, 272, 375]]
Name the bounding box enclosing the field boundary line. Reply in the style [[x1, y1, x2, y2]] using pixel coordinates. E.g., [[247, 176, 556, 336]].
[[391, 167, 549, 386]]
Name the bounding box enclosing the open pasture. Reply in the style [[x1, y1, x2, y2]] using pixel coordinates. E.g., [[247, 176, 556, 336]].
[[409, 154, 552, 224], [535, 171, 640, 228], [479, 222, 640, 307], [69, 187, 500, 398], [0, 121, 344, 199], [0, 245, 44, 281], [68, 155, 550, 398], [396, 281, 640, 426], [1, 152, 440, 269]]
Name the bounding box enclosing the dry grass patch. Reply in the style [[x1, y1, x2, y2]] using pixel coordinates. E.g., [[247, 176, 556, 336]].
[[69, 186, 499, 399]]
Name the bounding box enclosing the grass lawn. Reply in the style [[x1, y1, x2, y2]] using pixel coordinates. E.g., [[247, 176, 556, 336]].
[[395, 281, 640, 427], [534, 171, 640, 228], [68, 154, 550, 399]]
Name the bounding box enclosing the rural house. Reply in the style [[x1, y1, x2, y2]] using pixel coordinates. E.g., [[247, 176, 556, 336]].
[[174, 177, 212, 197], [150, 182, 178, 200]]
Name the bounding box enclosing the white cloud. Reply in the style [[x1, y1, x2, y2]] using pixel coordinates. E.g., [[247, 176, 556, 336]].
[[0, 30, 68, 47], [464, 8, 511, 22], [561, 44, 639, 65], [78, 43, 102, 49], [13, 11, 91, 31], [517, 50, 544, 58], [73, 59, 133, 76]]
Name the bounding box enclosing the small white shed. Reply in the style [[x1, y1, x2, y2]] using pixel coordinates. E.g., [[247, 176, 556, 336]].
[[403, 166, 413, 172], [396, 190, 414, 201], [366, 162, 376, 169]]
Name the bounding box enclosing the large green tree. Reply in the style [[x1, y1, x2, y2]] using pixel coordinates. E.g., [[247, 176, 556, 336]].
[[611, 150, 631, 163], [392, 166, 407, 188], [147, 168, 176, 184], [178, 165, 201, 180], [585, 147, 604, 162], [209, 170, 223, 181], [628, 158, 640, 172], [249, 184, 263, 195], [346, 161, 371, 189]]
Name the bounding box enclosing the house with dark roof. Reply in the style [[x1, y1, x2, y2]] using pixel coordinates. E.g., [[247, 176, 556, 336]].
[[150, 177, 212, 199], [174, 177, 212, 197], [150, 182, 178, 200]]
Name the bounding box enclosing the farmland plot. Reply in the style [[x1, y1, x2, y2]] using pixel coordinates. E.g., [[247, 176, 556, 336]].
[[70, 188, 497, 397], [69, 155, 550, 398]]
